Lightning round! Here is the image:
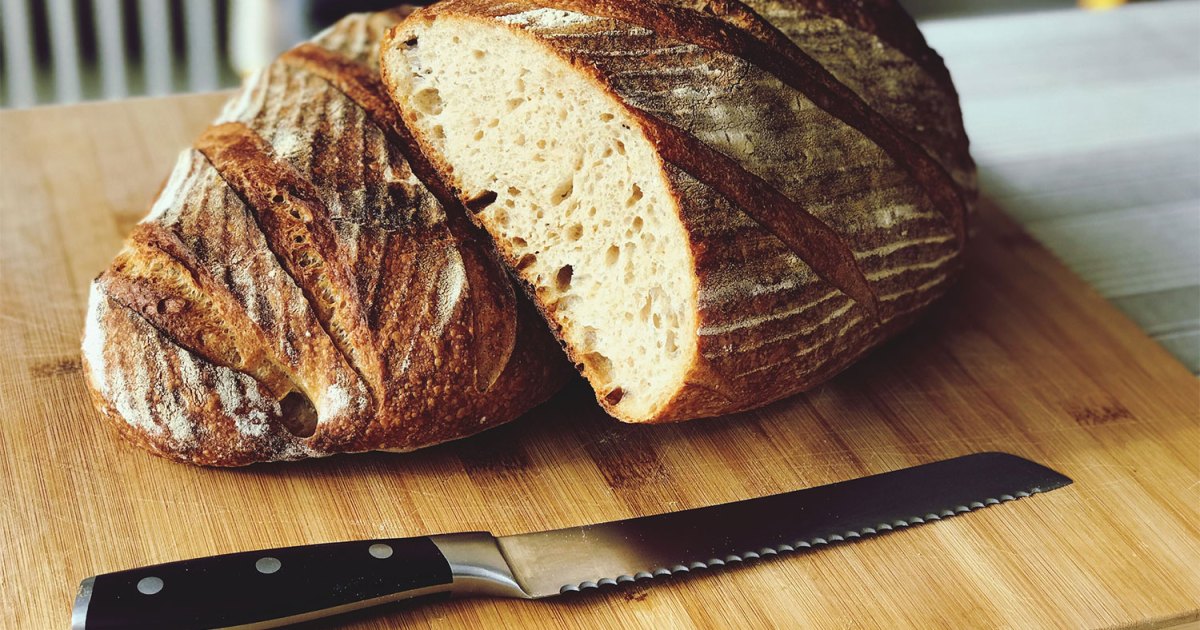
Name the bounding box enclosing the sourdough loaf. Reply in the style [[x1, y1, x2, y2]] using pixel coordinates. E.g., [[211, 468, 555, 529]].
[[381, 0, 977, 422], [82, 9, 567, 466]]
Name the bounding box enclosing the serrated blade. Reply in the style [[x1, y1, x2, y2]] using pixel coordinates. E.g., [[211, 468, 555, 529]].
[[496, 452, 1071, 597]]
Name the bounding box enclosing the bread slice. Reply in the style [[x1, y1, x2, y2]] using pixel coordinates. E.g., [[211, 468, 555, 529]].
[[82, 10, 567, 465], [381, 0, 976, 422]]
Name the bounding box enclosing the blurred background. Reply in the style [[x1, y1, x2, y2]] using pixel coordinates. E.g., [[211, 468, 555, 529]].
[[0, 0, 1154, 109]]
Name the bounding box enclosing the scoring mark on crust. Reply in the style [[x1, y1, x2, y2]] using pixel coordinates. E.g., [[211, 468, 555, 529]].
[[529, 0, 967, 245]]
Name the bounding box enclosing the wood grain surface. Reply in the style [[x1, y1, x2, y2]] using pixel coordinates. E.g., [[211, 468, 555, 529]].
[[1, 93, 1198, 629]]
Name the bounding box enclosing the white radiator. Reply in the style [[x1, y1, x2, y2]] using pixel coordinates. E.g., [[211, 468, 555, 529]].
[[0, 0, 312, 109]]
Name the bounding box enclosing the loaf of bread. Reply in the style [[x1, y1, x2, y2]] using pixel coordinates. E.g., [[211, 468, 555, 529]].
[[82, 9, 568, 466], [381, 0, 977, 423]]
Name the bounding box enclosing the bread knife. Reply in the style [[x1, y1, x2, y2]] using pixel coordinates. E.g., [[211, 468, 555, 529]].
[[71, 452, 1070, 629]]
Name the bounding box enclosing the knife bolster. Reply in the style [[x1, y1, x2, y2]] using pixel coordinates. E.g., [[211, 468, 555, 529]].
[[430, 532, 531, 599]]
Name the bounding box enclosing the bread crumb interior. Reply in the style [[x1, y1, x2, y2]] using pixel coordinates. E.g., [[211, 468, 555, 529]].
[[388, 18, 698, 418]]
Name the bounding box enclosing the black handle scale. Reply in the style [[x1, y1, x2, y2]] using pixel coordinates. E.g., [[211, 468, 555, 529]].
[[78, 537, 452, 629]]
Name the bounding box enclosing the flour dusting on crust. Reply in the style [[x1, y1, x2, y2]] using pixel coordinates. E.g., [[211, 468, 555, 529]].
[[82, 282, 110, 395], [500, 8, 599, 28], [321, 383, 352, 420], [432, 245, 467, 336]]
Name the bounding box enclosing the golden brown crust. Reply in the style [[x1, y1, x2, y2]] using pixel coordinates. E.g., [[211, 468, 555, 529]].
[[747, 1, 975, 202], [83, 280, 311, 466], [530, 0, 967, 245], [102, 227, 295, 399], [82, 11, 570, 465], [281, 42, 519, 392], [383, 0, 974, 423], [768, 0, 958, 94], [196, 122, 382, 397], [631, 111, 879, 317]]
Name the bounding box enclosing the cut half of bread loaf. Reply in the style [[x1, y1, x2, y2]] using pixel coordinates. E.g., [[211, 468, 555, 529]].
[[82, 9, 567, 466], [381, 0, 976, 422]]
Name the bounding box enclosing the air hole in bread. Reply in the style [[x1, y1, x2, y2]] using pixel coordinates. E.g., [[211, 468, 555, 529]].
[[555, 265, 573, 292], [550, 178, 574, 205], [605, 244, 620, 266], [584, 352, 612, 381], [279, 391, 318, 437], [412, 88, 443, 116], [626, 184, 642, 207]]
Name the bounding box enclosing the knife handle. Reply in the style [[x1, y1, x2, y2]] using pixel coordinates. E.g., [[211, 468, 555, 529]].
[[72, 535, 498, 629]]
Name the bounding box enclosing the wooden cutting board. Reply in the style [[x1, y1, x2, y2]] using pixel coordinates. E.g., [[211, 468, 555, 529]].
[[1, 94, 1197, 629]]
